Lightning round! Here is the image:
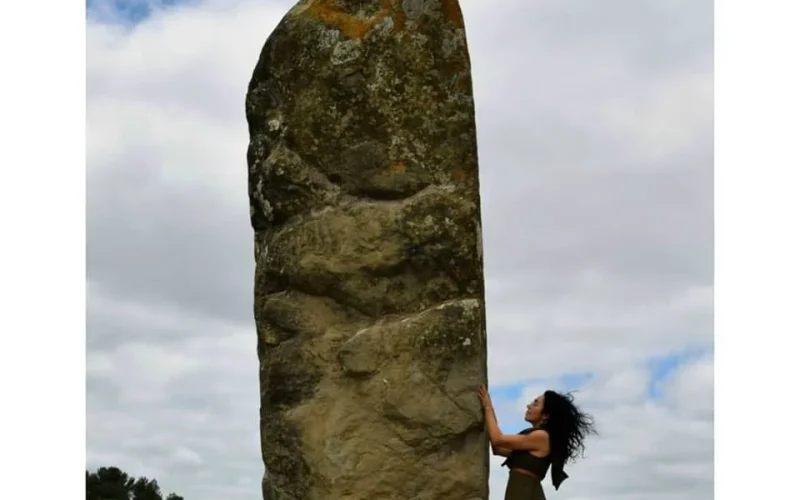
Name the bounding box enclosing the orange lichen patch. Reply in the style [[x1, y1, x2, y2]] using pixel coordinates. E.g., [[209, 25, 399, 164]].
[[306, 0, 374, 39], [441, 0, 465, 28], [389, 162, 406, 174], [305, 0, 404, 40], [392, 5, 406, 33]]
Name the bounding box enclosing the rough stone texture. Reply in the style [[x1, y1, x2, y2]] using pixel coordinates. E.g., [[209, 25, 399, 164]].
[[245, 1, 487, 498]]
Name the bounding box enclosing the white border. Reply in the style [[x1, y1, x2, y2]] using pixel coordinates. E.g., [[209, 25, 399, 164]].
[[2, 0, 799, 498], [0, 0, 86, 496], [716, 0, 799, 498]]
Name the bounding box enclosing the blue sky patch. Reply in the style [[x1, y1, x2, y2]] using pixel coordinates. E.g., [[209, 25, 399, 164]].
[[87, 0, 186, 24], [488, 381, 532, 402], [647, 347, 711, 399], [558, 371, 594, 391], [489, 371, 594, 402]]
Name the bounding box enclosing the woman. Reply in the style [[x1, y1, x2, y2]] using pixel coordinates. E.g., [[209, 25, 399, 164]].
[[477, 385, 596, 499]]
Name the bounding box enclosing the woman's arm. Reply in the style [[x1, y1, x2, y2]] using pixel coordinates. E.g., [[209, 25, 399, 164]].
[[492, 445, 512, 457], [478, 385, 548, 453], [483, 404, 511, 456], [490, 427, 548, 452]]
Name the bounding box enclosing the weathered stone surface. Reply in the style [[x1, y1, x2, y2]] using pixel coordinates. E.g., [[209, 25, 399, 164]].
[[245, 1, 487, 498]]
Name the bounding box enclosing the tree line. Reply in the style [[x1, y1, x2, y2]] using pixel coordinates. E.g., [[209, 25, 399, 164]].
[[86, 466, 184, 500]]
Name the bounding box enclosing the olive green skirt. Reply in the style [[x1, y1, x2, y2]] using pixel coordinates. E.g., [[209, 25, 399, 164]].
[[504, 470, 546, 500]]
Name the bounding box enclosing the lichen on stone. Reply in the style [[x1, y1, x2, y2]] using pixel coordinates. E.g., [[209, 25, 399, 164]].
[[246, 1, 488, 498]]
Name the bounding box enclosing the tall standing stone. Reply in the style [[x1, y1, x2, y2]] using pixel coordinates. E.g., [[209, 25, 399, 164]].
[[245, 1, 487, 498]]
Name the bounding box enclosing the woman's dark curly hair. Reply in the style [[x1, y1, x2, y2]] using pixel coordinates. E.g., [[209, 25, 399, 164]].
[[541, 390, 597, 463]]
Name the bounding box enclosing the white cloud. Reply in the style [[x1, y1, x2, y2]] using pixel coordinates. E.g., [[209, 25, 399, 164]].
[[663, 352, 714, 419], [487, 282, 712, 384], [600, 70, 713, 164], [580, 366, 651, 406]]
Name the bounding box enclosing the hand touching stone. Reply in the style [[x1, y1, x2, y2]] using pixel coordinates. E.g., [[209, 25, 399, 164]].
[[478, 384, 493, 410]]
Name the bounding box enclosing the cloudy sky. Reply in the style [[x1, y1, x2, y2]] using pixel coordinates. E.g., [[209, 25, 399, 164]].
[[86, 0, 713, 499]]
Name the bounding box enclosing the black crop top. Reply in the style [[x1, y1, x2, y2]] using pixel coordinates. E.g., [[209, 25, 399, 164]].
[[501, 427, 569, 490]]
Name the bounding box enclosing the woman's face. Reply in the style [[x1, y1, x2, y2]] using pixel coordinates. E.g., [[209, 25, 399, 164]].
[[525, 394, 545, 424]]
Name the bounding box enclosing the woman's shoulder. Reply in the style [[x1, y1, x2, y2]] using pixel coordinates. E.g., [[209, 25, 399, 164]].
[[519, 427, 549, 436]]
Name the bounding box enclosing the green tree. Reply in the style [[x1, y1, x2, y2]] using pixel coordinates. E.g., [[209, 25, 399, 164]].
[[86, 467, 134, 500], [131, 477, 162, 500], [86, 467, 184, 500]]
